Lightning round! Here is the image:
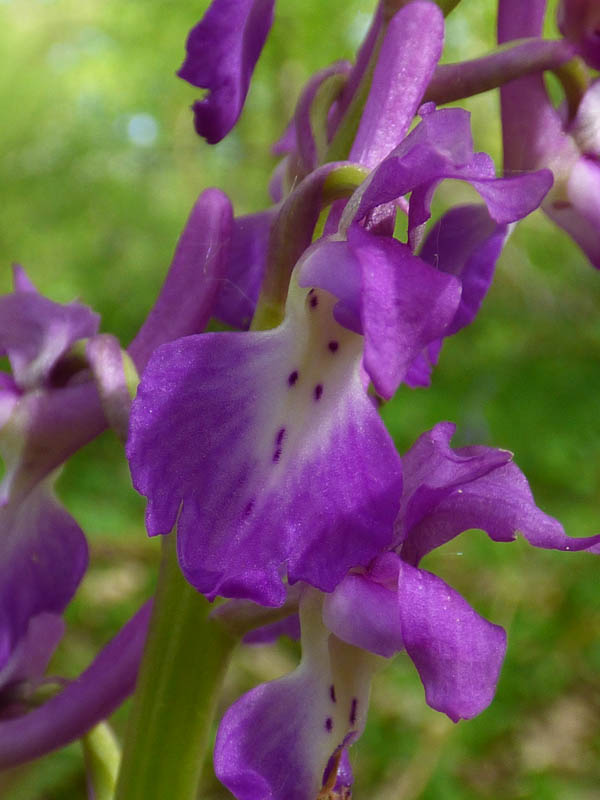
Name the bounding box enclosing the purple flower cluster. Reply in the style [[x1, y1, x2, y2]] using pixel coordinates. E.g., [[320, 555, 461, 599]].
[[128, 0, 600, 797], [1, 0, 599, 796]]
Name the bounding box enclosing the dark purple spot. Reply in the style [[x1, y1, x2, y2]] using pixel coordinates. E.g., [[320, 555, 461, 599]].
[[329, 684, 336, 703], [349, 698, 357, 726], [314, 384, 323, 401], [328, 340, 339, 353], [309, 290, 318, 309], [243, 499, 255, 517], [552, 199, 571, 210], [272, 427, 286, 462], [325, 717, 333, 732], [287, 370, 299, 386]]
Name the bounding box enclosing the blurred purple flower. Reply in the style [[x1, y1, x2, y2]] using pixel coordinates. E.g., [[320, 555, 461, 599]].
[[499, 0, 600, 267], [0, 267, 98, 698]]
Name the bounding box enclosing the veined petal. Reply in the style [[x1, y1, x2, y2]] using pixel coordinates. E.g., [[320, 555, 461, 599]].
[[399, 425, 600, 565], [398, 423, 511, 547], [86, 334, 133, 444], [418, 204, 509, 336], [346, 227, 461, 399], [406, 205, 509, 387], [322, 569, 403, 659], [398, 561, 507, 722], [0, 480, 88, 675], [344, 108, 551, 236], [215, 590, 379, 800], [297, 233, 461, 399], [213, 207, 277, 330], [178, 0, 276, 143], [129, 188, 233, 369], [350, 1, 444, 168], [0, 281, 99, 391], [127, 282, 402, 605], [1, 382, 106, 505]]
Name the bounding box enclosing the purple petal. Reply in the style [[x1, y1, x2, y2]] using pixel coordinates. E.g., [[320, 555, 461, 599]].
[[11, 265, 37, 294], [296, 238, 363, 335], [0, 290, 99, 391], [346, 108, 474, 225], [349, 1, 444, 168], [0, 601, 151, 768], [0, 482, 88, 674], [419, 204, 508, 336], [86, 334, 132, 443], [347, 227, 461, 399], [0, 613, 64, 692], [404, 205, 508, 388], [127, 286, 402, 605], [399, 424, 600, 564], [403, 340, 443, 389], [213, 207, 276, 330], [398, 423, 511, 548], [177, 0, 276, 143], [398, 561, 507, 721], [322, 570, 403, 658], [346, 108, 551, 234], [215, 591, 376, 800], [466, 169, 553, 224], [129, 189, 233, 369], [1, 382, 106, 505], [543, 156, 600, 269]]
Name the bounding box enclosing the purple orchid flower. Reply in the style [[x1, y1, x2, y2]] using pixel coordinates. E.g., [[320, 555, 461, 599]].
[[214, 423, 600, 800], [498, 0, 600, 268], [127, 77, 552, 611], [0, 267, 98, 698]]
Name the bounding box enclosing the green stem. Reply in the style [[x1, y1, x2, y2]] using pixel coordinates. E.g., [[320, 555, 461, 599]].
[[82, 721, 121, 800], [553, 57, 590, 123], [114, 534, 236, 800]]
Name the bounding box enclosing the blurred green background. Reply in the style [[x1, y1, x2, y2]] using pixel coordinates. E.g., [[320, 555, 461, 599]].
[[1, 0, 599, 797]]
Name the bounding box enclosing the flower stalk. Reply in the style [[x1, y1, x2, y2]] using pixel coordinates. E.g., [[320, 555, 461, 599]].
[[114, 533, 236, 800], [424, 38, 576, 106]]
